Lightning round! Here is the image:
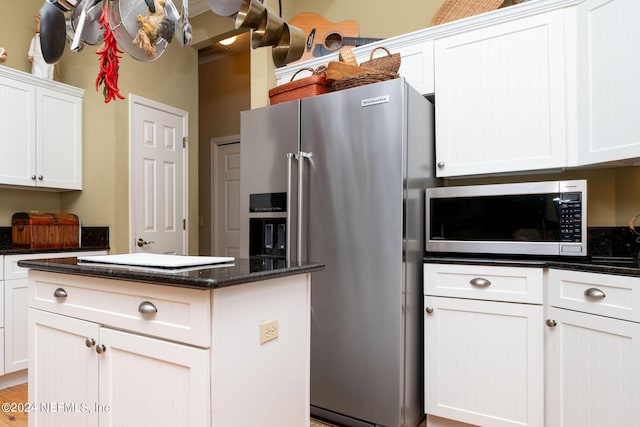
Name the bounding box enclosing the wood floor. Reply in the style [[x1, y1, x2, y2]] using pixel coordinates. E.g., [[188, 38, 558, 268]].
[[0, 384, 426, 427], [0, 383, 27, 427]]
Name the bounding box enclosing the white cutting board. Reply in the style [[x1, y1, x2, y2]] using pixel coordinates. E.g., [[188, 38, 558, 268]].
[[77, 253, 234, 268]]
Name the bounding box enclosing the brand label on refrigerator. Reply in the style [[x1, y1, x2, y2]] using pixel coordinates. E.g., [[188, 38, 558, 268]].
[[361, 95, 390, 107]]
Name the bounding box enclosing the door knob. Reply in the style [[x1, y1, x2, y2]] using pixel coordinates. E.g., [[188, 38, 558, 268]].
[[137, 238, 155, 247]]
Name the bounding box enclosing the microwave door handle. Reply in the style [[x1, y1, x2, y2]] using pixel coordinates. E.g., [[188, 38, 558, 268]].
[[286, 153, 297, 266], [298, 151, 313, 263]]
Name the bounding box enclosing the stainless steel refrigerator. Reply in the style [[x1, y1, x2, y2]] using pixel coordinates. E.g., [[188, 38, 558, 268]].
[[239, 78, 437, 427]]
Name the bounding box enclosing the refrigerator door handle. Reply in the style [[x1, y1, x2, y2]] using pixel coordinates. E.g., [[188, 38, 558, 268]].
[[298, 151, 313, 263], [286, 152, 298, 266]]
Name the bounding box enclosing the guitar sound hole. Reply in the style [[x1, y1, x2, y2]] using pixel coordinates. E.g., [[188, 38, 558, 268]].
[[324, 33, 343, 50]]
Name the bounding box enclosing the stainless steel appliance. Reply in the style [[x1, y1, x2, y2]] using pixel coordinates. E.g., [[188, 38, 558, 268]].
[[426, 180, 587, 256], [240, 78, 437, 427]]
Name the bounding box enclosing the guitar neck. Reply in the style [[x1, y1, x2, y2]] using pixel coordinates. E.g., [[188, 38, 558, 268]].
[[341, 37, 383, 47]]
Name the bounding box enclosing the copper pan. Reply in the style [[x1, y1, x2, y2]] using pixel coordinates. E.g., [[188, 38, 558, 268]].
[[271, 23, 305, 67], [251, 10, 284, 48], [234, 0, 265, 30]]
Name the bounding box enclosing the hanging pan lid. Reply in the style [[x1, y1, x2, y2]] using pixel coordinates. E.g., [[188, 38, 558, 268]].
[[106, 0, 168, 61]]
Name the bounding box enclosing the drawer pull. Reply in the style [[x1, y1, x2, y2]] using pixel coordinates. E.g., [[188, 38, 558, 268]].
[[546, 319, 557, 327], [425, 306, 434, 314], [584, 288, 606, 300], [469, 277, 491, 287], [53, 288, 68, 299], [138, 301, 158, 314], [85, 338, 96, 348], [95, 344, 107, 354]]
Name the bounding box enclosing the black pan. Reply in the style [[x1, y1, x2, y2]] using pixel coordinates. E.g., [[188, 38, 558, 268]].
[[39, 1, 67, 63]]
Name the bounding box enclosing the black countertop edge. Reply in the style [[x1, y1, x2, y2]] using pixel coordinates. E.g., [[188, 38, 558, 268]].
[[17, 257, 325, 290], [423, 256, 640, 278], [0, 246, 110, 255]]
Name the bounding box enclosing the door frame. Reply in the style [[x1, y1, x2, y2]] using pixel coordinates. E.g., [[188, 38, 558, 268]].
[[128, 94, 189, 254], [210, 134, 240, 256]]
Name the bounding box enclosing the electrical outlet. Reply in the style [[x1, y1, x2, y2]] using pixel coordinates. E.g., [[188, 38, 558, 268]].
[[259, 318, 279, 345]]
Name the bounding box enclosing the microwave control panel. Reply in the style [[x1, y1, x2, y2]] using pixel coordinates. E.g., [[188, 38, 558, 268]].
[[558, 192, 582, 242]]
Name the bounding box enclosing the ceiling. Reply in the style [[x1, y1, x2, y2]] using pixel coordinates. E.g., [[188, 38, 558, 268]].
[[188, 0, 251, 63]]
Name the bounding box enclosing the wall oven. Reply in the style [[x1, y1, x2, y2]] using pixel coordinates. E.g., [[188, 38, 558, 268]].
[[426, 180, 587, 257]]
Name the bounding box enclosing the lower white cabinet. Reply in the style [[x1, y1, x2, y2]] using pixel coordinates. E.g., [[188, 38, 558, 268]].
[[424, 264, 544, 427], [2, 251, 106, 378], [29, 309, 210, 427], [545, 269, 640, 427]]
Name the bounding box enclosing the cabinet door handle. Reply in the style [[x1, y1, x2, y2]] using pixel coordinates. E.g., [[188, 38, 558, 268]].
[[95, 344, 106, 354], [53, 288, 68, 299], [584, 288, 606, 300], [469, 277, 491, 287], [38, 175, 44, 181], [546, 319, 557, 327], [425, 306, 434, 314], [138, 301, 158, 314], [85, 338, 96, 348], [437, 161, 445, 169], [31, 175, 37, 181]]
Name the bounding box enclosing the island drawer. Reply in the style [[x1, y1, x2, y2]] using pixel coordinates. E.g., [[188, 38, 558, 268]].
[[547, 269, 640, 323], [28, 270, 211, 347], [424, 263, 544, 304]]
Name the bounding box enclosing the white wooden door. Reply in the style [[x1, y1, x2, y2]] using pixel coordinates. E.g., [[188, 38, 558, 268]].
[[28, 309, 100, 427], [433, 9, 566, 177], [0, 74, 36, 187], [214, 141, 240, 257], [4, 278, 28, 373], [98, 327, 210, 427], [36, 87, 83, 189], [424, 296, 544, 427], [574, 0, 640, 165], [130, 95, 188, 255], [546, 307, 640, 427]]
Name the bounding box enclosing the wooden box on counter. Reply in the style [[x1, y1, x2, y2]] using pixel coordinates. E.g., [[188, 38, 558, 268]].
[[12, 212, 80, 249]]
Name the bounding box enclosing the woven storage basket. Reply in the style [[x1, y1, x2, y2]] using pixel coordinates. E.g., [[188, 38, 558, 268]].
[[430, 0, 505, 26], [338, 47, 358, 65], [360, 47, 401, 73], [326, 61, 378, 84], [331, 70, 399, 92], [269, 66, 330, 105]]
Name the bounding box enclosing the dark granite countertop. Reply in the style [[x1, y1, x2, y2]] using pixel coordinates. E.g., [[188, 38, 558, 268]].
[[424, 255, 640, 278], [0, 246, 110, 255], [17, 257, 325, 290]]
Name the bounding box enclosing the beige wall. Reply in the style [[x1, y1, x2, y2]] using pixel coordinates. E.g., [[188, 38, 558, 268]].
[[198, 51, 251, 255]]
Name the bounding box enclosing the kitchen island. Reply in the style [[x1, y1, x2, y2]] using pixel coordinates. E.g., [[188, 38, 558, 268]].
[[19, 256, 323, 427]]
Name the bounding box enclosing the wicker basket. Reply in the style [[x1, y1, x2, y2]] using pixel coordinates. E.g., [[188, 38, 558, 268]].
[[360, 47, 401, 73], [338, 47, 358, 65], [430, 0, 505, 26], [326, 61, 378, 84], [330, 70, 399, 91], [269, 66, 330, 105]]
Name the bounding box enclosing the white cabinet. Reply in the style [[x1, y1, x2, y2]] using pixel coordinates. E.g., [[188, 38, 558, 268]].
[[545, 269, 640, 427], [1, 250, 106, 379], [433, 10, 567, 177], [0, 66, 83, 190], [424, 264, 544, 427], [28, 309, 210, 427], [572, 0, 640, 165]]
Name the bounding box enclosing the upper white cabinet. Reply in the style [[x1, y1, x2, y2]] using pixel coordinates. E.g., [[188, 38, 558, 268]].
[[571, 0, 640, 165], [0, 66, 83, 190], [433, 10, 567, 177]]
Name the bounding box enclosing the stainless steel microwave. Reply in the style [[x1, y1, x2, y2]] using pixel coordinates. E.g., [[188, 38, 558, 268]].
[[426, 180, 587, 256]]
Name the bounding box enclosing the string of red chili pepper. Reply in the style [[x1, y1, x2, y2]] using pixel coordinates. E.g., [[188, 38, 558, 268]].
[[96, 4, 124, 103]]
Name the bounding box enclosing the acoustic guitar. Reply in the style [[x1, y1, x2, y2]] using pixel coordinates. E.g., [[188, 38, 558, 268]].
[[289, 13, 381, 64]]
